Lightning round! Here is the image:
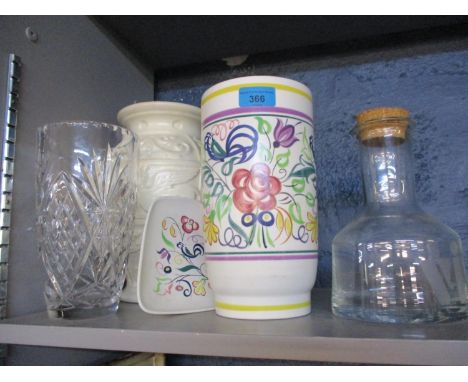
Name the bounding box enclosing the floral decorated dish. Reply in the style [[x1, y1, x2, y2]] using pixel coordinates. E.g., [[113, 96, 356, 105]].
[[137, 197, 214, 314]]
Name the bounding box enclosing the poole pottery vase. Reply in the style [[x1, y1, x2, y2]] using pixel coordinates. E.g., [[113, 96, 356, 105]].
[[201, 76, 318, 319]]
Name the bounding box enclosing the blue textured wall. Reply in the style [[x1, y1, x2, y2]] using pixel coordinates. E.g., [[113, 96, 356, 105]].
[[156, 43, 468, 291]]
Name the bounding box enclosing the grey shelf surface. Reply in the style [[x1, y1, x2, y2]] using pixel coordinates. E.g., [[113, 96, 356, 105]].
[[1, 289, 467, 365]]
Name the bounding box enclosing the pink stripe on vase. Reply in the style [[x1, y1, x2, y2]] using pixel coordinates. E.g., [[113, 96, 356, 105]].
[[206, 254, 318, 261], [203, 106, 313, 126]]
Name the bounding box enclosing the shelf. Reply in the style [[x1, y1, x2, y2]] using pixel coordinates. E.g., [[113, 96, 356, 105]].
[[1, 289, 468, 365], [93, 16, 468, 72]]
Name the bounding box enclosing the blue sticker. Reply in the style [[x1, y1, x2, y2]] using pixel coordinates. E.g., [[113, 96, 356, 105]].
[[239, 87, 276, 107]]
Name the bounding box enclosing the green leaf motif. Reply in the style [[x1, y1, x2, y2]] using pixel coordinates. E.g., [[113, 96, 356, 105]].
[[290, 166, 315, 180], [202, 166, 214, 187], [305, 192, 316, 207], [211, 182, 224, 198], [265, 228, 275, 248], [292, 178, 306, 193], [202, 193, 210, 208], [154, 277, 170, 293], [221, 156, 238, 176], [258, 143, 273, 162], [256, 225, 262, 247], [178, 265, 199, 273], [162, 232, 175, 249], [216, 195, 232, 223], [228, 214, 249, 243], [248, 224, 256, 245], [276, 149, 291, 169], [301, 126, 313, 162], [288, 202, 305, 225], [210, 138, 226, 158], [209, 210, 216, 221], [255, 117, 272, 134]]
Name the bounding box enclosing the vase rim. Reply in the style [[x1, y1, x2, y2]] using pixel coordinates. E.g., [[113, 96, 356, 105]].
[[38, 120, 129, 133], [117, 101, 201, 124], [201, 75, 312, 105]]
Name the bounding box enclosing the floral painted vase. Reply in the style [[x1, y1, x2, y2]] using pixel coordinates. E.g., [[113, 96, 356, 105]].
[[201, 76, 318, 319], [117, 102, 201, 303]]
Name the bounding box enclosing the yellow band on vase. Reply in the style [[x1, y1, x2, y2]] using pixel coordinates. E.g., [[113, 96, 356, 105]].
[[202, 83, 312, 106], [215, 300, 311, 312]]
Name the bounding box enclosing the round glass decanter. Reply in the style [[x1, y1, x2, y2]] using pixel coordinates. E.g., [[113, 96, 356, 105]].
[[332, 107, 468, 323]]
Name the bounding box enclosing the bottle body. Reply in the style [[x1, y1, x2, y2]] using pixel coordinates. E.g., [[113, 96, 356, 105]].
[[332, 209, 468, 323]]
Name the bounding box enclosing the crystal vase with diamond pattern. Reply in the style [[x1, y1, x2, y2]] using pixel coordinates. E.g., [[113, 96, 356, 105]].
[[36, 121, 136, 318]]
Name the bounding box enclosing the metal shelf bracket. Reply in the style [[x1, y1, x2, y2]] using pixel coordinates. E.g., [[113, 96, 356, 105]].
[[0, 53, 21, 365]]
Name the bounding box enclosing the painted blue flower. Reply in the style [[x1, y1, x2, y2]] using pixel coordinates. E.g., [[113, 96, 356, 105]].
[[205, 124, 258, 164], [241, 213, 257, 227], [258, 211, 274, 227]]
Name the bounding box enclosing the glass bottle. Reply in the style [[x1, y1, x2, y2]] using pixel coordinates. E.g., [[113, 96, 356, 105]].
[[332, 107, 468, 323]]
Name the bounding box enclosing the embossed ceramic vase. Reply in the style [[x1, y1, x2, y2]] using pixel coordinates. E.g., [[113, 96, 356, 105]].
[[36, 121, 137, 318], [117, 102, 202, 302], [201, 76, 318, 319]]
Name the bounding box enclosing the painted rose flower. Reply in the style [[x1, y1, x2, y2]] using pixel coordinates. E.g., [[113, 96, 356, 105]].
[[273, 119, 299, 148], [203, 215, 219, 245], [232, 163, 281, 214], [305, 212, 318, 242], [181, 215, 199, 234]]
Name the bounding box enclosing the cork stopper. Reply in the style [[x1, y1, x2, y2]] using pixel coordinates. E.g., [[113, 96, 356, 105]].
[[356, 107, 410, 141]]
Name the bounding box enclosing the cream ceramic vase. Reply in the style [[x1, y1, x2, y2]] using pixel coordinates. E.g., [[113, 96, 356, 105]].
[[201, 76, 318, 319], [117, 102, 201, 303]]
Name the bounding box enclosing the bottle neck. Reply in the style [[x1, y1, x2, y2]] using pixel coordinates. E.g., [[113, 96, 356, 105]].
[[360, 136, 418, 213]]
